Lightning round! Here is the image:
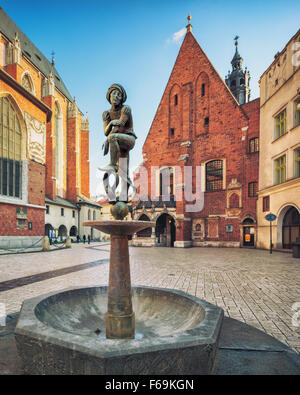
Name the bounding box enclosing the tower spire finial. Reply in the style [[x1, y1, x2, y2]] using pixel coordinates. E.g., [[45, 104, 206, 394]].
[[51, 51, 55, 66], [234, 35, 239, 48], [186, 13, 192, 33]]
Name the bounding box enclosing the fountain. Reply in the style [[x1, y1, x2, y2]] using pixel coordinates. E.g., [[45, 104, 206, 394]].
[[14, 84, 223, 375]]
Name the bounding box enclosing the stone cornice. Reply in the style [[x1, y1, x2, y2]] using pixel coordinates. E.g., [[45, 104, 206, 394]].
[[258, 176, 300, 195]]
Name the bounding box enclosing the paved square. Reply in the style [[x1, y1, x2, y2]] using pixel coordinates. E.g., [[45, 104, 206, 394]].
[[0, 244, 299, 353]]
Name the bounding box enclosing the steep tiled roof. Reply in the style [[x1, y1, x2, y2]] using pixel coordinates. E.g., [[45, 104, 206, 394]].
[[0, 7, 73, 102]]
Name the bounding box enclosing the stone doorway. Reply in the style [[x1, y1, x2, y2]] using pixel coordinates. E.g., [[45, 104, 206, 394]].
[[282, 206, 300, 249], [155, 213, 176, 247], [241, 218, 255, 247]]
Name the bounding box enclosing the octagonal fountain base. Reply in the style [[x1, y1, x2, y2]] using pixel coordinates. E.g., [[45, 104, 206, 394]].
[[15, 286, 223, 375]]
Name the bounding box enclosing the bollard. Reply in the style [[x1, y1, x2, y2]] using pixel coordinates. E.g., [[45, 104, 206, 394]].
[[42, 236, 50, 251], [65, 237, 72, 248]]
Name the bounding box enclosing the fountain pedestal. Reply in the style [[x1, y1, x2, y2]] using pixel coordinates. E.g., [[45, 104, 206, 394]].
[[106, 234, 134, 338], [85, 220, 154, 339]]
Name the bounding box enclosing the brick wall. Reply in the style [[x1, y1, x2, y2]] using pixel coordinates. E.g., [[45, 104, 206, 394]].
[[0, 203, 44, 236]]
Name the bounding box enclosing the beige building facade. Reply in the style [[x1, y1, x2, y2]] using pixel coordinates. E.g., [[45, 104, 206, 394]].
[[257, 29, 300, 250]]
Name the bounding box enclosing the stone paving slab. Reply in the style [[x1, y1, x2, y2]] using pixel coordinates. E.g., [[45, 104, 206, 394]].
[[0, 245, 299, 355]]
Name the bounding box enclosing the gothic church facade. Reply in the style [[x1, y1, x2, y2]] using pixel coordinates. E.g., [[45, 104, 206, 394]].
[[0, 7, 100, 250], [132, 21, 259, 248]]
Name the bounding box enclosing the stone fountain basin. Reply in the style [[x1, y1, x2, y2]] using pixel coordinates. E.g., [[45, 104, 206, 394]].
[[15, 286, 224, 375]]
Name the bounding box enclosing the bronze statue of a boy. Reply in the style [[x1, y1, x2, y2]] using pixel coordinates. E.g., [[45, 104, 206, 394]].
[[102, 83, 137, 172]]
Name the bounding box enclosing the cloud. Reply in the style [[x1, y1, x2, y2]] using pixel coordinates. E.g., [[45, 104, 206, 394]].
[[166, 27, 186, 45]]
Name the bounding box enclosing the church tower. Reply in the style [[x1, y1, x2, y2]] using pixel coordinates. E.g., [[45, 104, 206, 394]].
[[225, 36, 250, 105]]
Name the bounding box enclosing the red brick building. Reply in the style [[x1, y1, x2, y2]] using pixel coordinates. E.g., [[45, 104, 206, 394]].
[[0, 8, 99, 250], [132, 22, 259, 248]]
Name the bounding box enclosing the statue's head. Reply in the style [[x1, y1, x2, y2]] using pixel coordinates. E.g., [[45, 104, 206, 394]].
[[106, 83, 127, 105]]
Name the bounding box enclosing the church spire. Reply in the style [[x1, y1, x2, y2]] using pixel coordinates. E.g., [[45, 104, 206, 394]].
[[186, 13, 192, 33], [225, 36, 250, 105]]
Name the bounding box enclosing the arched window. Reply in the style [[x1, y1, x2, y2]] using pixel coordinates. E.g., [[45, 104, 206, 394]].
[[206, 160, 223, 191], [21, 73, 34, 94], [93, 210, 96, 220], [201, 83, 205, 96], [195, 72, 209, 136], [159, 167, 174, 196], [0, 97, 22, 198], [169, 84, 181, 140], [88, 209, 91, 220]]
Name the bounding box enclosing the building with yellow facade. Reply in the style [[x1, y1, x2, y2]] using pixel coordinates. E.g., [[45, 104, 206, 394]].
[[257, 29, 300, 250]]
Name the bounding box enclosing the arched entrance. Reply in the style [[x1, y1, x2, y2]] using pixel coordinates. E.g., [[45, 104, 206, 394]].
[[241, 217, 255, 247], [45, 223, 53, 238], [58, 225, 67, 241], [282, 207, 300, 249], [70, 226, 78, 237], [155, 213, 176, 247], [137, 214, 152, 238]]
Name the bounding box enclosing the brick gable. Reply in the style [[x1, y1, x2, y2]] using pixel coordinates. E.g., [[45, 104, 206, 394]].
[[134, 31, 259, 248]]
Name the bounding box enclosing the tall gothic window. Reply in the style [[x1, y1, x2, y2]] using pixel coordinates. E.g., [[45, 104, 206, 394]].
[[206, 160, 223, 191], [0, 97, 22, 198]]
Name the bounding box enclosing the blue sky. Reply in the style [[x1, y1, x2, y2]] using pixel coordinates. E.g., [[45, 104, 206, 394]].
[[1, 0, 299, 197]]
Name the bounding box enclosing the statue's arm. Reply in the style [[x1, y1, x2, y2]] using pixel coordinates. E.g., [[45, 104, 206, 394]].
[[108, 106, 132, 130], [119, 105, 131, 125], [102, 111, 112, 136]]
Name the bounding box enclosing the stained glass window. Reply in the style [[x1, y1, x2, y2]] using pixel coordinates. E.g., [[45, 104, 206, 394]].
[[0, 97, 22, 198]]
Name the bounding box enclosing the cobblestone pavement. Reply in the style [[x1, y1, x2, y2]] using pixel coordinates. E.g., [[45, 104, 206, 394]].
[[0, 244, 299, 353]]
